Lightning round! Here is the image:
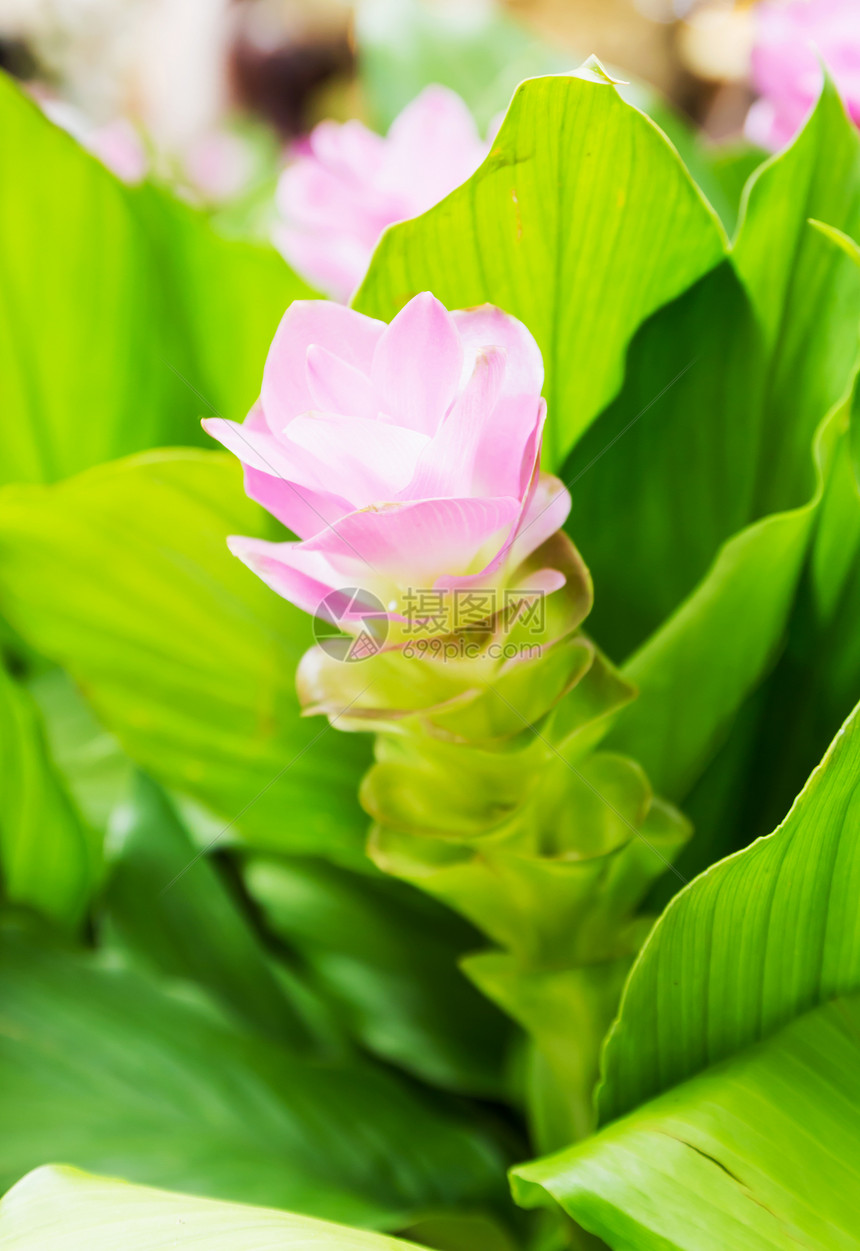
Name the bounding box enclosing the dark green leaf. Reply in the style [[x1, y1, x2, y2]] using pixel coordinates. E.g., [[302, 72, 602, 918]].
[[602, 82, 860, 799], [0, 925, 503, 1227], [0, 665, 98, 926], [103, 775, 320, 1050], [244, 855, 513, 1094]]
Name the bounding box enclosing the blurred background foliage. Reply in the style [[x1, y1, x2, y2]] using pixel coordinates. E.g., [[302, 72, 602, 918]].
[[0, 0, 762, 220]]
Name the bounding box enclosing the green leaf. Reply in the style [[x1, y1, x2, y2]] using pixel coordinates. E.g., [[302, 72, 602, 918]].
[[26, 668, 134, 834], [0, 1167, 421, 1250], [653, 397, 860, 889], [0, 451, 371, 863], [103, 775, 320, 1050], [563, 260, 765, 660], [598, 696, 860, 1123], [732, 79, 860, 514], [601, 82, 860, 799], [0, 664, 98, 926], [354, 65, 726, 468], [0, 71, 309, 486], [806, 222, 860, 500], [698, 141, 767, 238], [605, 381, 846, 800], [512, 994, 860, 1251], [244, 855, 513, 1094], [0, 924, 503, 1227]]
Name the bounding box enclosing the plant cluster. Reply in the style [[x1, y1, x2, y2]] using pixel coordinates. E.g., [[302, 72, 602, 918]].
[[1, 28, 860, 1251]]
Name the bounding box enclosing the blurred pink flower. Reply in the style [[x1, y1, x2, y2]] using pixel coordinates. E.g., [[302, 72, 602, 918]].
[[38, 95, 148, 184], [747, 0, 860, 149], [182, 130, 254, 203], [274, 86, 489, 301], [205, 293, 569, 627], [89, 118, 149, 184]]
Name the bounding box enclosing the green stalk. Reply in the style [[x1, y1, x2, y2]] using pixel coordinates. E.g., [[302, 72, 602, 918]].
[[299, 532, 690, 1152]]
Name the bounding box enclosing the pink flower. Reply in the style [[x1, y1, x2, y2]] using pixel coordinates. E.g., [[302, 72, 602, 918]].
[[747, 0, 860, 149], [274, 86, 489, 301], [183, 130, 254, 203], [38, 95, 148, 184], [205, 293, 570, 634]]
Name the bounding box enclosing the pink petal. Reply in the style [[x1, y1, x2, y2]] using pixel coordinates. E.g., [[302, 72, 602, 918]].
[[243, 469, 351, 540], [309, 118, 386, 182], [509, 473, 572, 567], [207, 409, 427, 514], [204, 413, 352, 539], [204, 415, 297, 480], [383, 85, 487, 207], [305, 344, 378, 420], [406, 347, 507, 498], [227, 535, 345, 619], [747, 0, 860, 150], [370, 292, 463, 435], [453, 305, 544, 397], [89, 118, 148, 183], [284, 412, 429, 505], [512, 567, 567, 596], [437, 474, 570, 597], [434, 423, 554, 597], [273, 223, 370, 304], [276, 145, 389, 234], [472, 395, 546, 500], [302, 495, 521, 587], [261, 301, 386, 433]]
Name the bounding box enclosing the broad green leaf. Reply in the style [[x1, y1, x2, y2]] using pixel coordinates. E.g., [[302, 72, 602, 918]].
[[26, 668, 134, 834], [733, 80, 860, 513], [244, 855, 513, 1094], [565, 260, 765, 660], [0, 71, 308, 485], [103, 775, 320, 1050], [355, 65, 726, 468], [598, 696, 860, 1122], [651, 408, 860, 891], [513, 995, 860, 1251], [700, 141, 767, 237], [0, 664, 98, 925], [0, 924, 503, 1226], [0, 451, 371, 863], [806, 220, 860, 659], [0, 1167, 421, 1250], [602, 82, 860, 799], [605, 386, 844, 799]]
